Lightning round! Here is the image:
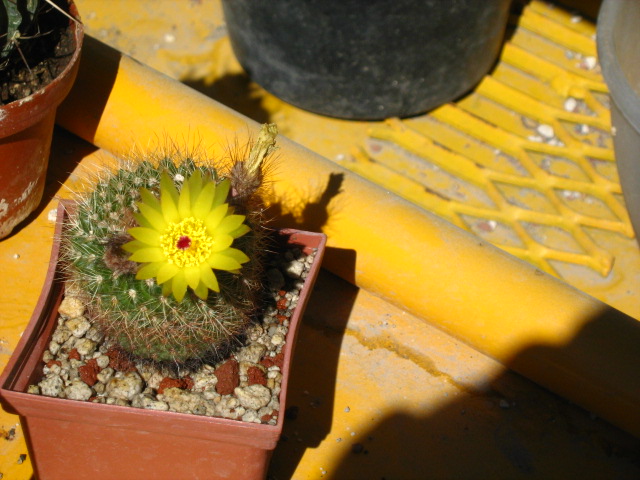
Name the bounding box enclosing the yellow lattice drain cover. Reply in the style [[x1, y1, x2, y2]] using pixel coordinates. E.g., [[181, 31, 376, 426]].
[[337, 1, 639, 316]]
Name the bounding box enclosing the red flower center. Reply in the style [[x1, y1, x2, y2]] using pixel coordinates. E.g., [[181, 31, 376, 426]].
[[176, 235, 192, 250]]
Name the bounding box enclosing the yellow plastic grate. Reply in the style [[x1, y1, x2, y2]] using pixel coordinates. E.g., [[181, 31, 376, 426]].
[[339, 1, 634, 278]]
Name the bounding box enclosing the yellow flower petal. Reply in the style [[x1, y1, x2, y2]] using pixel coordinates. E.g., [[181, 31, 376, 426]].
[[212, 179, 230, 207], [189, 170, 203, 205], [192, 181, 216, 220], [204, 204, 229, 232], [207, 248, 249, 271], [135, 262, 162, 280], [172, 271, 188, 302], [162, 280, 173, 297], [138, 203, 167, 231], [211, 233, 233, 252], [216, 215, 247, 235], [139, 188, 161, 211], [122, 240, 147, 253], [193, 281, 209, 300], [156, 262, 180, 284], [199, 264, 220, 292], [129, 247, 166, 263], [128, 227, 161, 246], [184, 265, 201, 290], [160, 172, 180, 224], [133, 212, 153, 229], [224, 247, 250, 265], [229, 224, 251, 239], [178, 176, 191, 218]]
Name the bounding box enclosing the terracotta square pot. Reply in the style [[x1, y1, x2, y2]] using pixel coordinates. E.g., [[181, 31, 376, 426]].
[[0, 201, 326, 480]]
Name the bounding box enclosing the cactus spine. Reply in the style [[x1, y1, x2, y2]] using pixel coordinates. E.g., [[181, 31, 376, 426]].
[[61, 125, 278, 366]]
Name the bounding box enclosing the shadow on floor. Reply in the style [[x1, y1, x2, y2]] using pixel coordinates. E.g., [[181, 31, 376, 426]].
[[269, 282, 640, 479], [184, 73, 272, 125]]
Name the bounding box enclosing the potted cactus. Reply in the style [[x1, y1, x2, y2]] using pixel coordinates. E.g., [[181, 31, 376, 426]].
[[0, 0, 83, 239], [0, 124, 326, 479]]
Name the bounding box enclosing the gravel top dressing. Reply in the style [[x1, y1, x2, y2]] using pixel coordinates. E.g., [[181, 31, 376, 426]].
[[29, 244, 318, 426]]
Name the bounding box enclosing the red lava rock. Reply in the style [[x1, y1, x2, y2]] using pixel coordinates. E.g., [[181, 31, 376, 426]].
[[261, 409, 278, 423], [214, 359, 239, 395], [247, 366, 267, 386], [67, 348, 81, 360], [276, 298, 288, 310], [278, 290, 287, 297], [105, 347, 137, 373], [260, 352, 284, 369], [157, 376, 194, 395], [182, 376, 194, 390], [275, 314, 288, 324], [46, 360, 62, 368], [78, 358, 101, 386]]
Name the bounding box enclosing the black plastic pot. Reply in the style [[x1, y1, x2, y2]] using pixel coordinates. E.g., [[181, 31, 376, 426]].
[[222, 0, 511, 120]]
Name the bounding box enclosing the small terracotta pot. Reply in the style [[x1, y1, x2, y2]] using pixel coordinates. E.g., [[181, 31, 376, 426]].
[[0, 200, 326, 480], [0, 2, 84, 239]]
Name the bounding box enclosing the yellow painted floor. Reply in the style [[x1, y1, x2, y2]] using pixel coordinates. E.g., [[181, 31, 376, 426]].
[[2, 0, 640, 478]]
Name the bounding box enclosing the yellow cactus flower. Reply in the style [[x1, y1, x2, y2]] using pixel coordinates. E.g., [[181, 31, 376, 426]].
[[123, 171, 251, 302]]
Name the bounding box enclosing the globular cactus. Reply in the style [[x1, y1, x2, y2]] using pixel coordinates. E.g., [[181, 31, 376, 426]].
[[61, 124, 278, 366]]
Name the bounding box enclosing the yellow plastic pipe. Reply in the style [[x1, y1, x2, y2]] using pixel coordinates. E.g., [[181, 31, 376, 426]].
[[57, 37, 640, 437]]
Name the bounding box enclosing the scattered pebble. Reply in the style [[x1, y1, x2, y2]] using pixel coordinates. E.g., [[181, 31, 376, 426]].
[[106, 372, 144, 401], [563, 97, 577, 113], [235, 384, 271, 410], [65, 379, 93, 401], [578, 56, 597, 70], [57, 296, 86, 319], [47, 208, 58, 222], [577, 124, 590, 135], [536, 124, 555, 139]]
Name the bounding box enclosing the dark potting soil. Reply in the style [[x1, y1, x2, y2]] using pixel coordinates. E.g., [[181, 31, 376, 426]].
[[0, 4, 76, 105]]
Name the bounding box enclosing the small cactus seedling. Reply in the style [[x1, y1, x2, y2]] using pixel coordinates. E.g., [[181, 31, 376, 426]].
[[61, 124, 278, 366]]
